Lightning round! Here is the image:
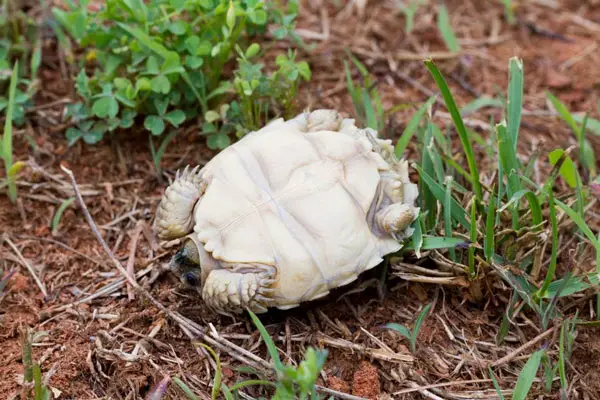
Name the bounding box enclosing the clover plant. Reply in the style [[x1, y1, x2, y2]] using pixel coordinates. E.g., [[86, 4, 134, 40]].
[[52, 0, 310, 149]]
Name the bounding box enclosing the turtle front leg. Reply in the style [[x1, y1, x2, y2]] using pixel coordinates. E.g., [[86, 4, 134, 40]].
[[202, 264, 276, 315]]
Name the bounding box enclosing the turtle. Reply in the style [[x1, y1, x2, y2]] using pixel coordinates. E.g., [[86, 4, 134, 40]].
[[153, 109, 420, 315]]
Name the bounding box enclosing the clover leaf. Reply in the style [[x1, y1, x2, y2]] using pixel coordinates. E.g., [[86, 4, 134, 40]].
[[65, 120, 106, 146], [144, 115, 165, 135]]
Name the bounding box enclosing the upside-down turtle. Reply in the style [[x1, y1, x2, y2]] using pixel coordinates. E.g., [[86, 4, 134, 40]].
[[154, 109, 419, 315]]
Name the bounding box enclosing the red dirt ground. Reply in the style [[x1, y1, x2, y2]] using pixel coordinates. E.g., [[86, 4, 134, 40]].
[[2, 1, 600, 399]]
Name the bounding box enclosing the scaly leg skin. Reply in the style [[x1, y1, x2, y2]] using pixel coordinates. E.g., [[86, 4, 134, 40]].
[[201, 264, 276, 316], [286, 109, 344, 133], [376, 176, 417, 241]]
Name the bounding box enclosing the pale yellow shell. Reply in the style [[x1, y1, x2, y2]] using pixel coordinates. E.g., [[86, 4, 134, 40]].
[[189, 110, 419, 309]]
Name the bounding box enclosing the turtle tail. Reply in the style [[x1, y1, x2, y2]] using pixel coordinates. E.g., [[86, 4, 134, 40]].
[[154, 165, 206, 241]]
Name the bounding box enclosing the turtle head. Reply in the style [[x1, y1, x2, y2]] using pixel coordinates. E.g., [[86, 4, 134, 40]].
[[169, 238, 203, 290]]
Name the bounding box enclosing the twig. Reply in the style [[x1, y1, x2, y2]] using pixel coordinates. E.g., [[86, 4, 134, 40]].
[[61, 166, 172, 315], [126, 222, 143, 300], [318, 334, 414, 363], [393, 379, 493, 395], [3, 235, 48, 298], [405, 382, 446, 400], [490, 327, 555, 367], [41, 265, 155, 320], [313, 385, 368, 400], [100, 210, 141, 229], [15, 235, 104, 266]]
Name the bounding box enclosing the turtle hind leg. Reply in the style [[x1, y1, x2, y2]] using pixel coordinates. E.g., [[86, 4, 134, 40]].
[[376, 203, 416, 237], [375, 175, 419, 241], [201, 263, 276, 315]]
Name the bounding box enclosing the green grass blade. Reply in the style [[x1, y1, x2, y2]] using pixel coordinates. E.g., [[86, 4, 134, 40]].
[[420, 122, 439, 231], [547, 93, 598, 176], [344, 60, 362, 121], [460, 96, 504, 116], [522, 149, 541, 179], [558, 321, 567, 390], [33, 363, 44, 400], [496, 156, 504, 226], [395, 96, 436, 158], [496, 291, 518, 345], [555, 199, 599, 245], [173, 377, 200, 400], [548, 149, 577, 189], [220, 383, 234, 400], [116, 22, 178, 62], [346, 50, 370, 76], [512, 350, 544, 400], [484, 192, 496, 262], [196, 344, 223, 400], [488, 367, 506, 400], [424, 60, 482, 201], [537, 187, 559, 306], [437, 5, 460, 53], [540, 273, 598, 299], [384, 323, 412, 342], [3, 62, 19, 203], [51, 197, 75, 235], [574, 171, 585, 223], [507, 57, 523, 152], [572, 114, 600, 136], [430, 122, 449, 151], [413, 164, 470, 230], [444, 176, 456, 261], [538, 189, 558, 296], [498, 189, 543, 226], [229, 380, 276, 392], [555, 198, 600, 315], [361, 88, 378, 130], [502, 0, 515, 25], [468, 200, 477, 277], [439, 152, 474, 185], [247, 309, 284, 373], [412, 215, 424, 258], [546, 92, 581, 140], [150, 129, 179, 175], [403, 236, 469, 251], [428, 142, 446, 186], [581, 137, 597, 177], [410, 303, 432, 353], [497, 121, 521, 196]]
